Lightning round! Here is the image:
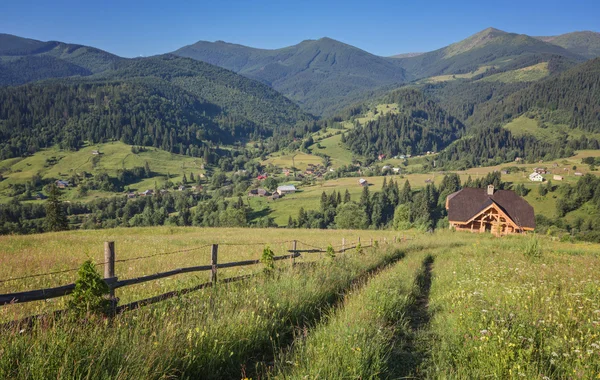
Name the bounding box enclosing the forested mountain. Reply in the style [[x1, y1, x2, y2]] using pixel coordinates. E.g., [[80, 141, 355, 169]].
[[537, 31, 600, 59], [393, 28, 585, 80], [469, 58, 600, 132], [0, 55, 313, 159], [343, 89, 465, 157], [173, 37, 408, 116], [0, 34, 122, 85]]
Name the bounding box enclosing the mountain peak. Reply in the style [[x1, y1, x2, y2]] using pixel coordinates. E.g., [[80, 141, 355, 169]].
[[443, 27, 508, 58]]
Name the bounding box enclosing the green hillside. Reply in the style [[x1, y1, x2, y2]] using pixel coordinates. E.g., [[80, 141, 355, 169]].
[[537, 31, 600, 59], [0, 142, 203, 203], [0, 55, 313, 160], [174, 37, 408, 116]]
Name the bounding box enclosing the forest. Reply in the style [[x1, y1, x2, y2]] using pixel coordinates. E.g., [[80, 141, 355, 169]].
[[342, 89, 464, 157]]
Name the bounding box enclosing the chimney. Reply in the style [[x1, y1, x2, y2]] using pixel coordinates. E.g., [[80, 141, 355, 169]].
[[487, 184, 495, 196]]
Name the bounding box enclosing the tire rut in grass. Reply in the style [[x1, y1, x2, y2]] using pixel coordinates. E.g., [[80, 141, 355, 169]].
[[248, 247, 410, 378], [388, 254, 434, 379]]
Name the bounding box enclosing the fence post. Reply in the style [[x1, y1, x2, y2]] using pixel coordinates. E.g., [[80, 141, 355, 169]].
[[291, 240, 297, 266], [211, 244, 218, 284], [370, 238, 373, 247], [104, 241, 116, 312], [358, 236, 361, 245]]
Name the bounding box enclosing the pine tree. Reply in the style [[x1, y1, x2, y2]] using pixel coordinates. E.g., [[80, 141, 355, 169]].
[[45, 184, 68, 232], [344, 189, 351, 203], [400, 180, 412, 204], [320, 191, 328, 212], [182, 173, 188, 184]]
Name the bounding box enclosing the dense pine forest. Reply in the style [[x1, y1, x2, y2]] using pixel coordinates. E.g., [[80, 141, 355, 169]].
[[342, 89, 465, 157]]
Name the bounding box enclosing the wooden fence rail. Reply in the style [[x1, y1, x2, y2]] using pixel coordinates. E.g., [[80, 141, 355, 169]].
[[0, 236, 399, 309]]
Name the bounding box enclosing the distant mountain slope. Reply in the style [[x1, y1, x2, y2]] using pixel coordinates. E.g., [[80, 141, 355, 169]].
[[0, 55, 313, 159], [537, 31, 600, 59], [0, 33, 122, 85], [173, 37, 408, 115], [342, 88, 465, 158], [470, 58, 600, 132], [394, 28, 585, 79]]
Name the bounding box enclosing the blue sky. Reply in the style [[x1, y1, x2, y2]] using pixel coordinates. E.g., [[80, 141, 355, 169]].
[[2, 0, 599, 57]]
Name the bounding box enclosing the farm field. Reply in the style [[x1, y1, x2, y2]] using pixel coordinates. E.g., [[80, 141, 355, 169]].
[[1, 229, 600, 378]]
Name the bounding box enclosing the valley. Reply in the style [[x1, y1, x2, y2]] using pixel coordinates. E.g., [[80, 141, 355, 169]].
[[1, 13, 600, 378]]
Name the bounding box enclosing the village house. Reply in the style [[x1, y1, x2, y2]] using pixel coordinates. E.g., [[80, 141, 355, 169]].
[[140, 189, 154, 197], [392, 167, 401, 174], [446, 185, 535, 236], [126, 192, 137, 199], [178, 185, 186, 191], [55, 180, 69, 189], [378, 154, 386, 161], [553, 175, 564, 181], [574, 172, 583, 176], [271, 192, 280, 200], [248, 188, 270, 197], [257, 174, 267, 180], [277, 185, 297, 195], [35, 192, 47, 200], [359, 178, 368, 187], [534, 168, 547, 175], [529, 172, 544, 182]]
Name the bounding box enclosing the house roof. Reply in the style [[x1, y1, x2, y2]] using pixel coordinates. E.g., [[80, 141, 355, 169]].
[[277, 185, 296, 191], [446, 187, 535, 229]]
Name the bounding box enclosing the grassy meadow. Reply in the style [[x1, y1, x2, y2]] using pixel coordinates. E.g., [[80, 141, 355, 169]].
[[0, 227, 403, 322], [1, 228, 600, 378], [0, 141, 204, 203]]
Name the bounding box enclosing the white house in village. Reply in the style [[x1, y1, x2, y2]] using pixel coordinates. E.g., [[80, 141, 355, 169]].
[[276, 185, 297, 195], [553, 175, 564, 181], [529, 172, 544, 182]]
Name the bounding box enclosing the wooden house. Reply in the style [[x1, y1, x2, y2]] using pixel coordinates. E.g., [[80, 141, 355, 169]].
[[276, 185, 296, 195], [359, 178, 368, 187], [446, 185, 535, 236], [55, 180, 69, 189]]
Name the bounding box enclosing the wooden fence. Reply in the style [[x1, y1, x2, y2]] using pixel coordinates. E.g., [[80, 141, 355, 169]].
[[0, 235, 407, 327]]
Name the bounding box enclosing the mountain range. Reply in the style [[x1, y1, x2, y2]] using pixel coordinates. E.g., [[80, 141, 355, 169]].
[[1, 27, 600, 166]]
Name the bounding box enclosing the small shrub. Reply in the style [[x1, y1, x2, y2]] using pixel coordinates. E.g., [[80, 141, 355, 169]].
[[261, 245, 275, 273], [373, 240, 379, 249], [356, 242, 363, 255], [523, 237, 543, 258], [326, 244, 335, 259], [67, 260, 111, 317]]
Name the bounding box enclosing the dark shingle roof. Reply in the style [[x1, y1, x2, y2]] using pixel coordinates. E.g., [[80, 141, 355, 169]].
[[446, 187, 535, 229]]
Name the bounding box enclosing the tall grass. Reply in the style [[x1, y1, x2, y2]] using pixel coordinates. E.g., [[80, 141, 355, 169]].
[[271, 248, 431, 379], [0, 242, 411, 379], [424, 233, 600, 378]]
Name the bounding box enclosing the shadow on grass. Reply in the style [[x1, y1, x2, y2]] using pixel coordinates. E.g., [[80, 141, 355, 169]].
[[388, 254, 435, 379]]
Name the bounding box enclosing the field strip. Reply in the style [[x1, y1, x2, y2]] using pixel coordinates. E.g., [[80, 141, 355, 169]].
[[270, 250, 437, 379], [0, 242, 419, 379]]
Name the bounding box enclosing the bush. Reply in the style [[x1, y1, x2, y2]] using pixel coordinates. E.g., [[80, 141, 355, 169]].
[[261, 245, 275, 273], [67, 260, 111, 317], [326, 244, 335, 259]]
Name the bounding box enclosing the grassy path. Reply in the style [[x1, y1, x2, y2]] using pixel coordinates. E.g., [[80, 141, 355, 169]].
[[270, 250, 439, 378]]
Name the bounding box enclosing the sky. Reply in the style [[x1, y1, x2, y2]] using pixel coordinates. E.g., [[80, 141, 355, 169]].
[[2, 0, 599, 58]]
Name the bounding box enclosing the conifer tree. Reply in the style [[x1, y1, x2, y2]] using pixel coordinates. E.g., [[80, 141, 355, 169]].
[[45, 184, 68, 232]]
